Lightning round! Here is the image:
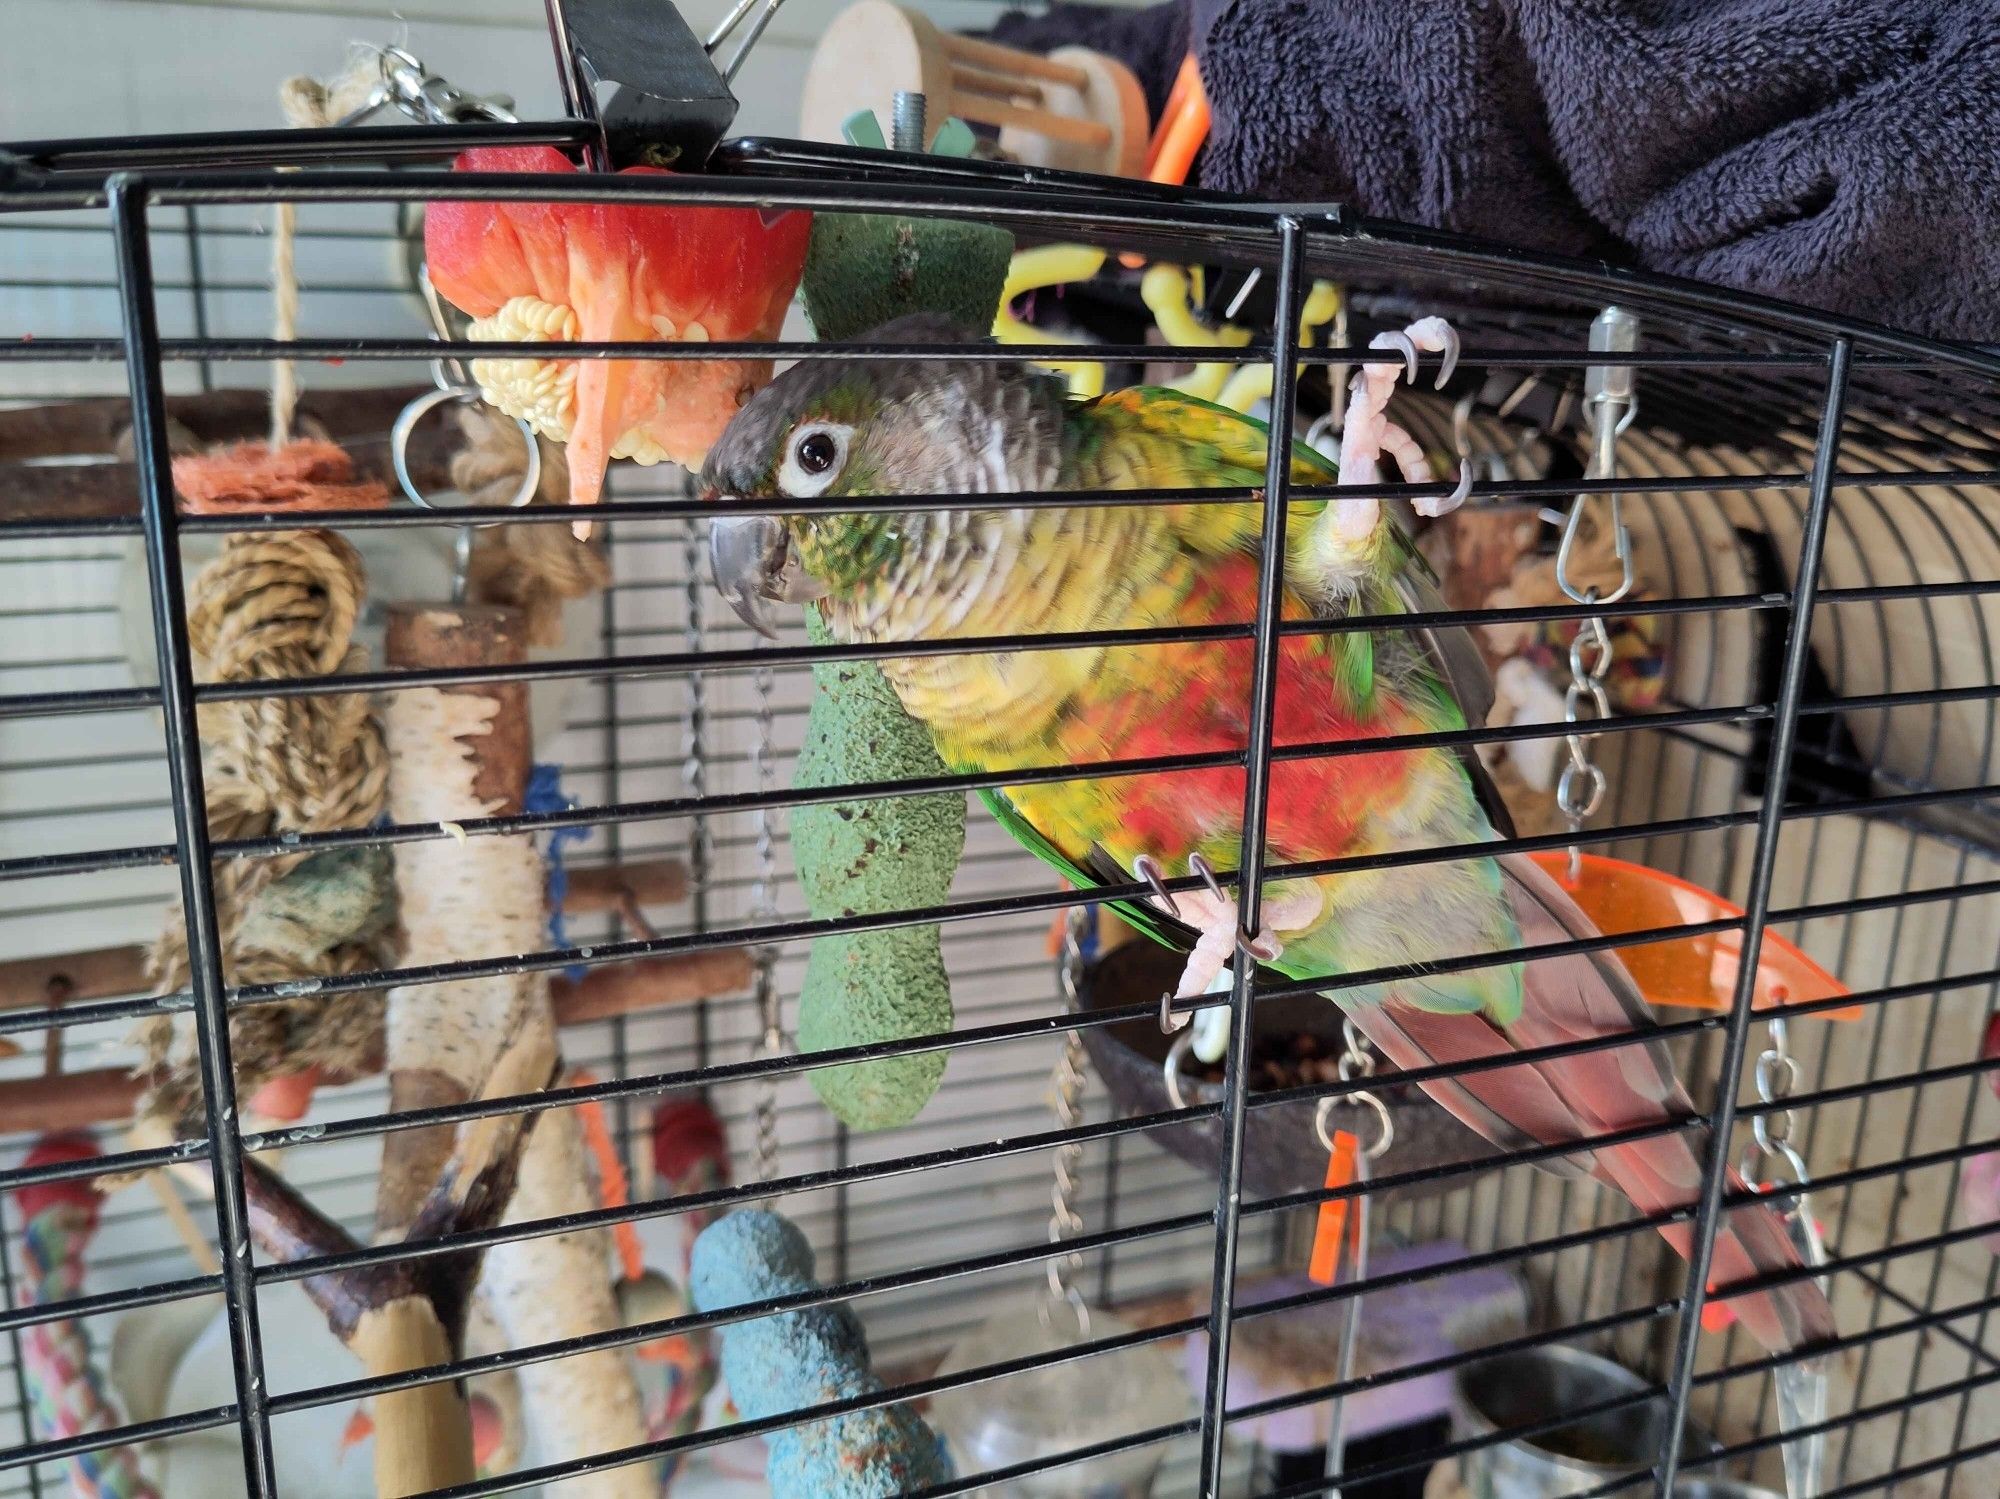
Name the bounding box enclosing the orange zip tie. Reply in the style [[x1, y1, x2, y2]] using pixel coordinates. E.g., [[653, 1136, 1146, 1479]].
[[1308, 1128, 1361, 1286], [571, 1069, 646, 1285]]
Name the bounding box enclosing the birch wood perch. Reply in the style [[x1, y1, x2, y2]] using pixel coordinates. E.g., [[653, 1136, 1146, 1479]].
[[381, 601, 650, 1498]]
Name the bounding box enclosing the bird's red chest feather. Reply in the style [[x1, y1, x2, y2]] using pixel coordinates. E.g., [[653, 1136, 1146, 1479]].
[[1072, 554, 1419, 864]]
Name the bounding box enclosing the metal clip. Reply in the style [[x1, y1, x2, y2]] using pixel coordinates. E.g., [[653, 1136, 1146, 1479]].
[[1555, 307, 1640, 607], [344, 46, 518, 129]]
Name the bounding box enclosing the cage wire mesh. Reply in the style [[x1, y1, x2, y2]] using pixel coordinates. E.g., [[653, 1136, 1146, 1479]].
[[0, 6, 1998, 1499]]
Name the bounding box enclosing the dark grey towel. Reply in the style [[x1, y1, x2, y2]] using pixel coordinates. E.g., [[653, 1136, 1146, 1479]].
[[986, 1, 2000, 343]]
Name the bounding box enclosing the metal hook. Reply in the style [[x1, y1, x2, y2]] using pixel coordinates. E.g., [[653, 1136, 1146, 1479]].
[[343, 46, 518, 130]]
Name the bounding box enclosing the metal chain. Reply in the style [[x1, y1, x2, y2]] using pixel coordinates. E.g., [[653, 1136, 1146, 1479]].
[[1313, 1019, 1395, 1162], [681, 521, 713, 919], [1557, 611, 1616, 883], [1744, 1015, 1808, 1182], [749, 662, 784, 1186], [1554, 307, 1640, 882], [1042, 904, 1092, 1335]]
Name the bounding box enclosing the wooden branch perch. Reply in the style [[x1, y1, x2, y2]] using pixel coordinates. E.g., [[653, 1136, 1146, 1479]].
[[0, 947, 752, 1136], [0, 860, 692, 1013], [244, 1032, 556, 1499], [0, 385, 442, 524]]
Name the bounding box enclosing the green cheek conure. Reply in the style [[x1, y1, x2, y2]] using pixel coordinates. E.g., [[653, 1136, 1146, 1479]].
[[700, 311, 1834, 1358]]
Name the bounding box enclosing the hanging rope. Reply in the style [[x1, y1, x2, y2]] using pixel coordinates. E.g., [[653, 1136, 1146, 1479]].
[[13, 1136, 161, 1499], [135, 52, 398, 1124], [268, 54, 382, 445]]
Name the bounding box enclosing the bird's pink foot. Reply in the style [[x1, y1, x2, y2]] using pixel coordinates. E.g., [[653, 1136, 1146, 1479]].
[[1150, 872, 1327, 1017], [1334, 316, 1472, 537]]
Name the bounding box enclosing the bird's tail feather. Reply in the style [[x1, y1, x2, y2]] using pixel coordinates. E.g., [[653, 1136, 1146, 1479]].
[[1337, 852, 1836, 1355]]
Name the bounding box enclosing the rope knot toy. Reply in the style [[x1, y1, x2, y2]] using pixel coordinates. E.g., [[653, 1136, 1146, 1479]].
[[136, 440, 394, 1128]]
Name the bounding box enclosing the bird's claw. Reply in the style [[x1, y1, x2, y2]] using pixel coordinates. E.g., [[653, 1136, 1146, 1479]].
[[1413, 463, 1477, 518], [1370, 316, 1460, 392], [1378, 330, 1420, 385]]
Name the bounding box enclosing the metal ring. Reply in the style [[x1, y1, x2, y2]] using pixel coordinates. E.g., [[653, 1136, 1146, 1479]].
[[1313, 1089, 1394, 1160], [1755, 1047, 1801, 1101], [1556, 760, 1608, 821], [391, 385, 540, 520], [1740, 1138, 1811, 1190], [1163, 1029, 1195, 1109]]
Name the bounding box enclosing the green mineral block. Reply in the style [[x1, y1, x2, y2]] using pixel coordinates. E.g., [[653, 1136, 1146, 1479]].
[[791, 612, 964, 914], [802, 213, 1014, 345], [791, 607, 964, 1131], [797, 928, 952, 1132]]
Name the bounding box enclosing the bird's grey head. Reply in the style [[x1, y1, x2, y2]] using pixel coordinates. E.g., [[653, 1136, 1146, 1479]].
[[700, 312, 1067, 637]]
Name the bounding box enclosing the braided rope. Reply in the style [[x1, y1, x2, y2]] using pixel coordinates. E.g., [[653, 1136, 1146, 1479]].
[[15, 1144, 160, 1499]]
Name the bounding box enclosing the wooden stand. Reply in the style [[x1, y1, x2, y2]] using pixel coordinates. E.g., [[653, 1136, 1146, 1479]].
[[801, 0, 1148, 178]]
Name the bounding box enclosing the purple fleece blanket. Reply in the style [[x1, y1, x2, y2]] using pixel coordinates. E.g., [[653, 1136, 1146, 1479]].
[[985, 1, 2000, 343]]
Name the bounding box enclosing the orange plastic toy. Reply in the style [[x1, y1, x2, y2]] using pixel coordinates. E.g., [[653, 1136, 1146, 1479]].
[[1528, 851, 1856, 1020], [1119, 54, 1210, 268]]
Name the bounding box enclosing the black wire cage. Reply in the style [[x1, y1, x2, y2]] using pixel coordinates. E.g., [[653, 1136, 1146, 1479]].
[[1, 4, 1998, 1498]]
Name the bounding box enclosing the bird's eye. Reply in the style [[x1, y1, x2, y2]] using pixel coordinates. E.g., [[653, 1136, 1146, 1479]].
[[776, 423, 852, 498], [797, 431, 838, 474]]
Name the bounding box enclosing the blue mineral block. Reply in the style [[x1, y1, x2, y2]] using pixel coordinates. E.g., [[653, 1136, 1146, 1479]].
[[691, 1211, 952, 1497]]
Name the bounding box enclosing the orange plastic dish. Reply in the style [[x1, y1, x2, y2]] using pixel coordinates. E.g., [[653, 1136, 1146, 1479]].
[[1529, 851, 1857, 1020]]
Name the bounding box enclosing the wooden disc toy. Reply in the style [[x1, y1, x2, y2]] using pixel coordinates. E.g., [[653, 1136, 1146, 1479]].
[[801, 0, 1148, 178]]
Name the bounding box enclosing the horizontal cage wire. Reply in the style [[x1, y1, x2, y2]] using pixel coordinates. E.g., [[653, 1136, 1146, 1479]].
[[2, 9, 1999, 1499]]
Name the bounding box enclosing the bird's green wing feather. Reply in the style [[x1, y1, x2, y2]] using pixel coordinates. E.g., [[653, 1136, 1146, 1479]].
[[973, 786, 1193, 952]]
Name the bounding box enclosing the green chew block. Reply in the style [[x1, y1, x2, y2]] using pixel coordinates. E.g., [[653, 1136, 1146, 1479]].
[[791, 608, 966, 1131], [802, 214, 1015, 344], [795, 928, 951, 1132]]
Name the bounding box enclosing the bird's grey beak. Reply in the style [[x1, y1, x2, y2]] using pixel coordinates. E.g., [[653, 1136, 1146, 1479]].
[[707, 513, 828, 640]]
